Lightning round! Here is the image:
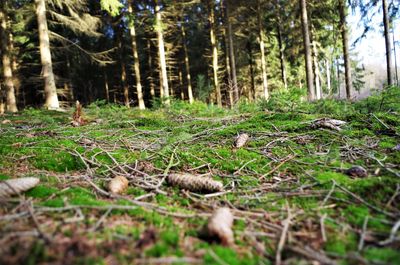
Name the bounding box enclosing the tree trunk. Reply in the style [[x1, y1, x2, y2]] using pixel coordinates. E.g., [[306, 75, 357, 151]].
[[180, 20, 194, 104], [393, 29, 399, 85], [339, 0, 352, 99], [299, 0, 315, 101], [118, 36, 130, 107], [382, 0, 393, 86], [128, 0, 145, 109], [225, 0, 238, 103], [208, 0, 222, 107], [276, 9, 287, 90], [247, 41, 256, 101], [312, 38, 321, 99], [0, 3, 17, 112], [155, 0, 170, 105], [258, 0, 269, 100], [326, 59, 331, 95], [104, 70, 110, 102], [35, 0, 59, 109], [147, 39, 156, 98]]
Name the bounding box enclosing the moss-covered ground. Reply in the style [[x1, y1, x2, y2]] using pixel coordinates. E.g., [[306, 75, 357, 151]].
[[1, 91, 399, 264]]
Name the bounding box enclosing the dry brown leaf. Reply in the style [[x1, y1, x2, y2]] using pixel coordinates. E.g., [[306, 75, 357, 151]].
[[0, 177, 40, 197], [167, 173, 223, 193], [234, 133, 249, 148], [107, 176, 129, 194], [207, 207, 234, 246], [71, 101, 86, 126]]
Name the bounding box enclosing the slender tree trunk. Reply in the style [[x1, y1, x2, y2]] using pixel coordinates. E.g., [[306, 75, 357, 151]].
[[277, 24, 288, 90], [208, 0, 222, 107], [326, 59, 331, 95], [180, 20, 194, 104], [339, 0, 352, 99], [128, 0, 145, 109], [155, 0, 170, 105], [393, 29, 399, 85], [247, 41, 256, 101], [312, 38, 321, 99], [147, 39, 156, 98], [299, 0, 315, 101], [258, 0, 269, 99], [225, 0, 239, 103], [0, 3, 17, 112], [118, 36, 130, 107], [382, 0, 393, 86], [35, 0, 59, 109], [104, 70, 110, 102], [222, 14, 233, 107]]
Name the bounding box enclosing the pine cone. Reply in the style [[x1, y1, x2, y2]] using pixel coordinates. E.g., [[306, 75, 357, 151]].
[[107, 176, 129, 194], [167, 173, 223, 193], [0, 177, 40, 197], [234, 133, 249, 148], [207, 207, 234, 246]]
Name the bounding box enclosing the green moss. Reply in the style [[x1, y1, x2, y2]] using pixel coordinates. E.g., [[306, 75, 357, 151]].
[[26, 185, 58, 198], [364, 247, 400, 264]]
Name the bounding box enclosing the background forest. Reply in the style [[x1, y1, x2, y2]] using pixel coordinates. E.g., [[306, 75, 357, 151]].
[[0, 0, 398, 112]]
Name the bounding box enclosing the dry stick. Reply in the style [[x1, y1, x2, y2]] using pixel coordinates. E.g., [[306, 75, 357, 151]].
[[320, 213, 327, 242], [369, 154, 400, 178], [276, 202, 292, 265], [233, 158, 256, 175], [89, 207, 112, 232], [379, 218, 400, 246], [288, 245, 337, 265], [334, 181, 397, 218], [26, 200, 52, 243], [261, 154, 296, 179], [322, 181, 336, 206], [386, 184, 400, 209], [358, 215, 369, 251]]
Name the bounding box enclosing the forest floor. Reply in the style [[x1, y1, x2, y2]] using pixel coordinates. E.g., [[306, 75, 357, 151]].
[[0, 92, 400, 265]]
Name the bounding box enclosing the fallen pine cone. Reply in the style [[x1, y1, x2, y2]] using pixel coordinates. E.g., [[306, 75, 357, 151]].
[[167, 173, 223, 193], [107, 176, 129, 194], [234, 133, 249, 148], [0, 177, 40, 197], [207, 207, 234, 246], [345, 166, 368, 178]]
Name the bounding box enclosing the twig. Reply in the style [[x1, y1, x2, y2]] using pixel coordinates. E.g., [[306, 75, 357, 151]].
[[262, 154, 296, 179], [379, 219, 400, 245], [276, 201, 292, 265], [358, 215, 369, 251]]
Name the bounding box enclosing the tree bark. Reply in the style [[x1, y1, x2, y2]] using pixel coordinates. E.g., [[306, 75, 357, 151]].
[[299, 0, 315, 101], [35, 0, 59, 109], [257, 0, 269, 100], [312, 37, 322, 99], [208, 0, 222, 107], [0, 2, 17, 112], [128, 0, 145, 109], [180, 20, 194, 104], [118, 34, 130, 108], [326, 59, 331, 95], [247, 41, 256, 101], [382, 0, 393, 86], [155, 0, 170, 105], [277, 24, 288, 90], [339, 0, 352, 99], [147, 38, 156, 98], [225, 0, 238, 103]]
